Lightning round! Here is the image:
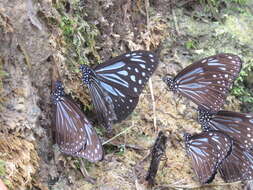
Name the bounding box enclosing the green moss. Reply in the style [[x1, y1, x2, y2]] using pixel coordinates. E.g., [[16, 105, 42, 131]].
[[185, 40, 198, 50], [55, 0, 101, 72], [0, 160, 6, 177], [231, 60, 253, 111]]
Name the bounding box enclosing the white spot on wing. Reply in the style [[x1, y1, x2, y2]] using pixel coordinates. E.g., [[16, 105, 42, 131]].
[[130, 75, 136, 82]]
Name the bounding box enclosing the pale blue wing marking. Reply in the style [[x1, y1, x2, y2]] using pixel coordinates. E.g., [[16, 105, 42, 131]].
[[207, 59, 225, 66], [95, 61, 125, 72], [59, 102, 78, 131], [100, 81, 118, 96], [98, 73, 129, 87], [114, 88, 125, 97], [85, 123, 93, 145], [100, 81, 125, 97], [130, 58, 146, 63], [177, 68, 204, 82], [117, 70, 128, 76], [132, 55, 142, 58], [140, 64, 146, 69]]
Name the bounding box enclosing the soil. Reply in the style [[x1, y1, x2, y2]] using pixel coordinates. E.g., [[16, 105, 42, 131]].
[[0, 0, 253, 190]]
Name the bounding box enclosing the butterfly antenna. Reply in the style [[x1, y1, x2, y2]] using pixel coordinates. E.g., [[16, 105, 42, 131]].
[[51, 56, 61, 90]]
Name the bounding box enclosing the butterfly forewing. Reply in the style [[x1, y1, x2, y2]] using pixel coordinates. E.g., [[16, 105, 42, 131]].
[[198, 108, 253, 150], [95, 50, 159, 97], [164, 53, 242, 112], [219, 143, 253, 182], [55, 96, 87, 154], [185, 131, 232, 184]]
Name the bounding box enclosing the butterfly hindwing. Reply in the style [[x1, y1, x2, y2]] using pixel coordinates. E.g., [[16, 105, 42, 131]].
[[73, 118, 104, 162], [88, 80, 117, 130], [185, 131, 232, 184], [164, 53, 242, 112], [219, 143, 253, 182]]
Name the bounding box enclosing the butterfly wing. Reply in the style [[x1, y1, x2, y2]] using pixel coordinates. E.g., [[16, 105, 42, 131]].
[[166, 54, 242, 112], [74, 119, 104, 162], [94, 50, 159, 97], [219, 143, 253, 182], [198, 108, 253, 150], [88, 80, 117, 130], [54, 95, 87, 154], [185, 131, 232, 184]]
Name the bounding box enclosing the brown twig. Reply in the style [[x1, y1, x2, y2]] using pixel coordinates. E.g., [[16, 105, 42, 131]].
[[145, 131, 168, 187], [155, 181, 241, 189]]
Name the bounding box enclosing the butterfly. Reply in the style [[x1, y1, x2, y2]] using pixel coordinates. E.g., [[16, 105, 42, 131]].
[[80, 50, 159, 130], [219, 142, 253, 182], [163, 53, 242, 112], [198, 106, 253, 151], [52, 69, 103, 162], [185, 131, 232, 184]]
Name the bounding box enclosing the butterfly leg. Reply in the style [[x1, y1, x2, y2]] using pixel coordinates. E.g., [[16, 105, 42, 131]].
[[79, 158, 96, 184]]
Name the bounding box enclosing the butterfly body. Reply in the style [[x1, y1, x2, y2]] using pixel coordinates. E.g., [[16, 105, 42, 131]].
[[52, 80, 103, 162], [80, 50, 159, 130], [163, 53, 242, 112]]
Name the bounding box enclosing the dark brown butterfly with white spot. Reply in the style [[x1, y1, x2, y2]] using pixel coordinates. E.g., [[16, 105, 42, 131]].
[[52, 67, 103, 162], [80, 50, 159, 131], [185, 131, 232, 184], [163, 53, 242, 112]]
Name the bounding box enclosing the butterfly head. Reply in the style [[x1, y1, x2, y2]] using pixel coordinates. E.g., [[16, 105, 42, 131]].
[[184, 133, 191, 143], [162, 76, 177, 92], [52, 81, 65, 104], [80, 65, 95, 85], [198, 107, 213, 131]]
